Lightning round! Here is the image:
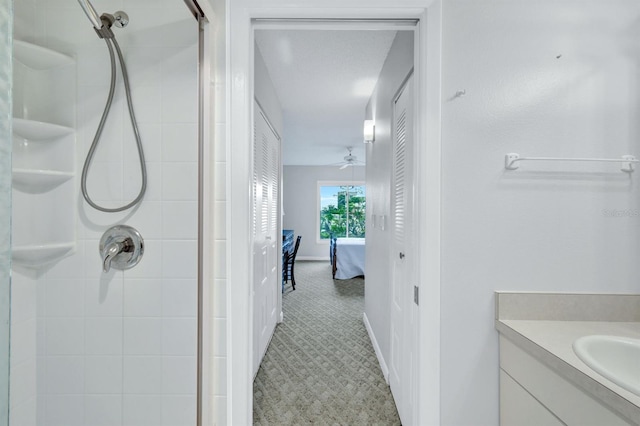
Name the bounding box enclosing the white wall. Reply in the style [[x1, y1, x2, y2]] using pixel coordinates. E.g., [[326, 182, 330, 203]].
[[283, 165, 365, 259], [363, 31, 414, 369], [440, 1, 640, 425], [10, 1, 201, 425], [255, 43, 283, 137]]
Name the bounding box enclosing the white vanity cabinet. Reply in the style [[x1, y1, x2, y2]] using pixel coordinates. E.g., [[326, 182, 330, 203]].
[[499, 336, 633, 426]]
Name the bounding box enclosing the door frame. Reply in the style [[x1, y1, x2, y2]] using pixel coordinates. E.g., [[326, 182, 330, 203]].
[[226, 1, 442, 424]]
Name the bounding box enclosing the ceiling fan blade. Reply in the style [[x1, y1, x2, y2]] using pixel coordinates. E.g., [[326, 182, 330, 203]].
[[339, 163, 351, 170]]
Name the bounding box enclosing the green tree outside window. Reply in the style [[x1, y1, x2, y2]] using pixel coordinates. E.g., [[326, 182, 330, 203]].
[[319, 185, 366, 239]]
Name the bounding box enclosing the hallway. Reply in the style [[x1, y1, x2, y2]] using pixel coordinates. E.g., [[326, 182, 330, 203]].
[[253, 261, 400, 425]]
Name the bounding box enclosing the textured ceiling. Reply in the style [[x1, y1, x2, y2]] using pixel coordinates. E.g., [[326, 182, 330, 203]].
[[255, 29, 398, 166]]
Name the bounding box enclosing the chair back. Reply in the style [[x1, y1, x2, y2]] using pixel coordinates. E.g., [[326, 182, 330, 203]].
[[291, 235, 302, 261]]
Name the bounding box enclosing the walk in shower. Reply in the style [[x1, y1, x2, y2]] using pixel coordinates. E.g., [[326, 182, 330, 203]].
[[4, 0, 202, 424]]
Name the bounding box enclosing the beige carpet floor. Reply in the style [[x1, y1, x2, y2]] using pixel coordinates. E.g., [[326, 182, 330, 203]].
[[253, 260, 401, 425]]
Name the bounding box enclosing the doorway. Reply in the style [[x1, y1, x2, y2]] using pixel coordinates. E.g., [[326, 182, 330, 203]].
[[225, 3, 442, 425]]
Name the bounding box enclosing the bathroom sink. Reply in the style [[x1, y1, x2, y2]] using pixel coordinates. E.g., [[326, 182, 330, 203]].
[[573, 335, 640, 397]]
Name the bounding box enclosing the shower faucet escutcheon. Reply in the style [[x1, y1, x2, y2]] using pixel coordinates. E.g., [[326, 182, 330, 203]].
[[99, 225, 144, 273]]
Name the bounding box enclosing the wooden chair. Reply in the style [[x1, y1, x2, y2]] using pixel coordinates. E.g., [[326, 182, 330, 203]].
[[283, 235, 302, 290]]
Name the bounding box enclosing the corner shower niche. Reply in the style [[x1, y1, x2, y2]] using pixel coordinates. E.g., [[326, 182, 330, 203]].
[[12, 40, 77, 271]]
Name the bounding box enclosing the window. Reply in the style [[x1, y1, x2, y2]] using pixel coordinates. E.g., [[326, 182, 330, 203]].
[[318, 182, 366, 240]]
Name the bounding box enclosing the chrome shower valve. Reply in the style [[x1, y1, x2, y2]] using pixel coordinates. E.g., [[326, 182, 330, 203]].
[[99, 225, 144, 272]]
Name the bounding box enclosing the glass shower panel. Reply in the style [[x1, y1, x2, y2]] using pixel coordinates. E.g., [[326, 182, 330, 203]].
[[0, 0, 11, 423]]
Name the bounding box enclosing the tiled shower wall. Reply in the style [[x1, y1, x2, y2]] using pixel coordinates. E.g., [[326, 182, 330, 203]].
[[11, 1, 200, 425]]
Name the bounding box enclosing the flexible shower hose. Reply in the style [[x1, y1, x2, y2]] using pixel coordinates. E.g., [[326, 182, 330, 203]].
[[81, 35, 146, 212]]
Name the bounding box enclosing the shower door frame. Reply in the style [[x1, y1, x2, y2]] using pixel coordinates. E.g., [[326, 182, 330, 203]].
[[182, 1, 214, 425]]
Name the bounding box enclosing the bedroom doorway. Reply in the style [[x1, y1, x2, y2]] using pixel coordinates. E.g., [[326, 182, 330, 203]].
[[252, 22, 418, 425], [225, 3, 443, 424]]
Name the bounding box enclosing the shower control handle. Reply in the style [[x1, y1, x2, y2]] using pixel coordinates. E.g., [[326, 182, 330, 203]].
[[99, 225, 144, 273]]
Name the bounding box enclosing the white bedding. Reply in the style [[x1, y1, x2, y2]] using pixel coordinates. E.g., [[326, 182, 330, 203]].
[[335, 238, 365, 279]]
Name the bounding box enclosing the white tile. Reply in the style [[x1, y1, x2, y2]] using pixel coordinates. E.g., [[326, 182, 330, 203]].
[[162, 318, 197, 356], [36, 319, 45, 356], [84, 395, 122, 426], [9, 358, 36, 409], [46, 395, 84, 426], [162, 163, 198, 201], [85, 356, 123, 394], [45, 280, 84, 317], [213, 318, 226, 358], [162, 84, 197, 124], [125, 161, 162, 202], [36, 356, 46, 395], [45, 356, 84, 394], [124, 46, 163, 88], [161, 240, 197, 279], [77, 45, 112, 86], [162, 356, 196, 395], [9, 396, 36, 426], [160, 16, 198, 48], [123, 356, 162, 394], [36, 394, 45, 425], [85, 276, 124, 317], [124, 318, 162, 355], [214, 123, 226, 161], [46, 318, 84, 355], [10, 275, 36, 323], [85, 317, 123, 355], [123, 395, 162, 426], [214, 162, 226, 201], [214, 201, 226, 240], [161, 395, 197, 426], [46, 244, 85, 279], [127, 201, 163, 240], [213, 357, 226, 396], [161, 124, 197, 162], [162, 279, 197, 317], [124, 239, 162, 279], [123, 122, 162, 163], [213, 240, 226, 280], [124, 279, 162, 317], [162, 202, 197, 240], [121, 163, 146, 209], [162, 45, 197, 89], [10, 318, 36, 365], [83, 161, 125, 203], [213, 396, 227, 426], [131, 84, 162, 124], [213, 279, 226, 318]]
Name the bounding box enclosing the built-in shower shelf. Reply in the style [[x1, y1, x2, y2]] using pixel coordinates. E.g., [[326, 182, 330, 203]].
[[12, 168, 74, 193], [13, 118, 74, 141], [13, 40, 74, 70], [12, 242, 76, 268]]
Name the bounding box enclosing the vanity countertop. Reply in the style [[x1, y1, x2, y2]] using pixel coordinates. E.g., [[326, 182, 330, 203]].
[[495, 293, 640, 424]]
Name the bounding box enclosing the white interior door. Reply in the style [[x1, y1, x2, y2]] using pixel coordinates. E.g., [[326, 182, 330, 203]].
[[253, 102, 280, 375], [389, 74, 416, 425]]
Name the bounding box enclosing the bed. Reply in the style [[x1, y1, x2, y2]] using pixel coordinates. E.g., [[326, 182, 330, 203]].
[[330, 237, 365, 279]]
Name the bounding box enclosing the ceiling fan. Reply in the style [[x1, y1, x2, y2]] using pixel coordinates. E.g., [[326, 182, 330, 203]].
[[334, 147, 365, 169]]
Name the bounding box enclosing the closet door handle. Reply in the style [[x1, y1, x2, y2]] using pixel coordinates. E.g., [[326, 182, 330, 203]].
[[399, 252, 405, 259]]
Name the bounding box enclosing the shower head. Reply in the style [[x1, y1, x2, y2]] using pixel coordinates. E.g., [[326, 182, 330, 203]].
[[77, 0, 103, 29]]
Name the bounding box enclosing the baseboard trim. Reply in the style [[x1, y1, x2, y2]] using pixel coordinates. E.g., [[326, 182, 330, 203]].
[[363, 312, 389, 383], [296, 256, 327, 261]]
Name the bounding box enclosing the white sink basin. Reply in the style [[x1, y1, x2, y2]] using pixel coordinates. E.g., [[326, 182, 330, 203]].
[[573, 335, 640, 397]]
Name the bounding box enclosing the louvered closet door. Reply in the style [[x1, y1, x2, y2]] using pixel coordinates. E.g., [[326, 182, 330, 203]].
[[389, 74, 416, 425], [253, 102, 280, 376]]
